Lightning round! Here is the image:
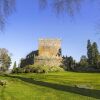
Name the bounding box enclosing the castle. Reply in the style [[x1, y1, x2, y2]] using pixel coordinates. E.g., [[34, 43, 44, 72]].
[[34, 39, 62, 66], [20, 39, 62, 67]]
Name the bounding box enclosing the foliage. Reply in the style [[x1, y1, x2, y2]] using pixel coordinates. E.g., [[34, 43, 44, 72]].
[[92, 42, 100, 68], [0, 48, 11, 71], [62, 40, 100, 72], [1, 0, 100, 32], [87, 40, 93, 65], [39, 0, 83, 16], [87, 40, 100, 68], [62, 56, 76, 71], [75, 40, 100, 71], [25, 65, 64, 73], [79, 55, 88, 67], [0, 80, 7, 86], [0, 0, 81, 31], [0, 0, 15, 30], [49, 66, 64, 72], [12, 64, 64, 73], [12, 67, 24, 73], [13, 61, 17, 69]]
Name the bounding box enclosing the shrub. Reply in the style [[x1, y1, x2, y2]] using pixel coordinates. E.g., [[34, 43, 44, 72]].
[[12, 64, 64, 73], [12, 67, 24, 73], [24, 65, 32, 73], [0, 80, 7, 86], [28, 65, 49, 73], [30, 65, 64, 73], [49, 66, 64, 72], [31, 65, 64, 73]]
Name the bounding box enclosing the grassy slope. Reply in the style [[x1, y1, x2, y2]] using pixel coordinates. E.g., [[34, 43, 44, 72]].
[[0, 72, 100, 100]]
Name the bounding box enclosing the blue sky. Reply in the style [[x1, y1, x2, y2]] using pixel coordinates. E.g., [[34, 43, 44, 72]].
[[0, 0, 100, 68]]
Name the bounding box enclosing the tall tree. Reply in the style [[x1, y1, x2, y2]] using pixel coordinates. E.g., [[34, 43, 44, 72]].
[[87, 40, 93, 65], [79, 55, 88, 67], [92, 42, 100, 67], [13, 61, 17, 69], [62, 55, 76, 71], [87, 40, 100, 68]]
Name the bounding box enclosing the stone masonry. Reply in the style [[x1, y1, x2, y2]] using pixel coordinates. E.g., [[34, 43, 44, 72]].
[[34, 39, 62, 66]]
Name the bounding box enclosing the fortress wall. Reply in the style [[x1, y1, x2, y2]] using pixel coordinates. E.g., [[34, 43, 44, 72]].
[[34, 57, 62, 66], [39, 39, 61, 57], [34, 39, 62, 66]]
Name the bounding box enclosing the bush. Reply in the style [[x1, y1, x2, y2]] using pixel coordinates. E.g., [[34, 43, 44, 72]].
[[24, 65, 50, 73], [12, 68, 24, 73], [24, 65, 32, 73], [49, 66, 64, 72], [30, 65, 64, 73], [0, 80, 7, 86], [12, 64, 64, 73]]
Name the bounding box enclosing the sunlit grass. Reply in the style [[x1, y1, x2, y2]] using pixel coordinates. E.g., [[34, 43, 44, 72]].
[[0, 72, 100, 100]]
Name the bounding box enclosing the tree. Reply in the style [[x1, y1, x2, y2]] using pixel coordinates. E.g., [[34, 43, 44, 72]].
[[39, 0, 82, 16], [1, 0, 100, 33], [0, 48, 11, 71], [62, 56, 67, 68], [0, 0, 82, 31], [67, 56, 74, 70], [79, 55, 88, 67], [13, 61, 17, 69], [92, 42, 100, 68], [87, 40, 93, 65], [98, 55, 100, 68], [0, 0, 15, 30], [87, 40, 100, 68], [62, 55, 76, 71]]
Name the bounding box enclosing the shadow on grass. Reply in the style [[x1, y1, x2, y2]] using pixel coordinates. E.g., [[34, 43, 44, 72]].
[[0, 86, 6, 100], [3, 74, 100, 99]]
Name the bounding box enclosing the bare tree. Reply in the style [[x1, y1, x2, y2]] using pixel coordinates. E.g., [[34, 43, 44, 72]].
[[39, 0, 83, 16], [0, 48, 11, 71], [0, 0, 99, 32], [0, 0, 82, 31], [0, 0, 15, 31]]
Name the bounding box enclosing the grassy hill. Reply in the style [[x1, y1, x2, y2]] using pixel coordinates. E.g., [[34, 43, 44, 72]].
[[0, 72, 100, 100]]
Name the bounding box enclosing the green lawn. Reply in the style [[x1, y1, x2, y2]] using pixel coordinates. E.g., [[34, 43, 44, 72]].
[[0, 72, 100, 100]]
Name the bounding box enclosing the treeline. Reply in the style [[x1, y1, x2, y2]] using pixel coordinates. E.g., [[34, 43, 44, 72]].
[[13, 39, 100, 73], [62, 40, 100, 72], [0, 40, 100, 73]]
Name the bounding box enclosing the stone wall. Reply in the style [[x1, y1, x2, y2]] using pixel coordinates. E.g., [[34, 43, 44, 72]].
[[39, 39, 61, 57], [34, 39, 62, 66], [34, 56, 62, 66]]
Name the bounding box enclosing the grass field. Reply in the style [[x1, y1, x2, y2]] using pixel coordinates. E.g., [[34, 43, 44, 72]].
[[0, 72, 100, 100]]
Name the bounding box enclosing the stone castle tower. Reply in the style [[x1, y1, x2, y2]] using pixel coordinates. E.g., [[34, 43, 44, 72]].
[[34, 39, 62, 66]]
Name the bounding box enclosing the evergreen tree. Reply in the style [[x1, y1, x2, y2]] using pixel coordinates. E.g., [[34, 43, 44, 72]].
[[79, 55, 88, 67], [62, 56, 76, 71], [62, 56, 68, 70], [92, 42, 99, 68], [87, 40, 100, 68], [13, 61, 17, 69], [87, 40, 93, 65]]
